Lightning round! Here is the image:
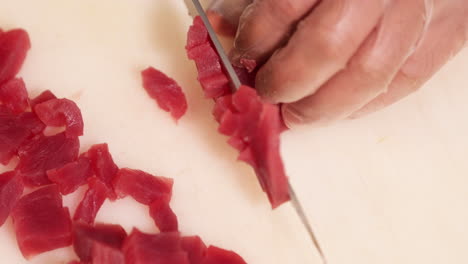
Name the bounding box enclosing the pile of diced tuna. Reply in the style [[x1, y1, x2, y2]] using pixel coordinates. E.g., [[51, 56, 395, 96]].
[[185, 17, 290, 209], [0, 27, 247, 263]]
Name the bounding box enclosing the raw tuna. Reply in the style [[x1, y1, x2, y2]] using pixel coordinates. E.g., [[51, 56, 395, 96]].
[[0, 112, 44, 165], [0, 29, 31, 84], [187, 17, 290, 209], [185, 16, 208, 50], [31, 90, 56, 108], [215, 86, 290, 208], [17, 112, 46, 135], [202, 246, 247, 264], [47, 156, 93, 195], [74, 177, 109, 224], [149, 198, 178, 232], [73, 222, 127, 262], [123, 229, 189, 264], [0, 171, 23, 226], [16, 132, 80, 187], [187, 42, 230, 98], [0, 78, 29, 114], [92, 241, 125, 264], [141, 67, 188, 121], [84, 143, 118, 197], [34, 98, 84, 138], [186, 17, 230, 99], [11, 185, 72, 259], [113, 168, 173, 205], [181, 236, 207, 264]]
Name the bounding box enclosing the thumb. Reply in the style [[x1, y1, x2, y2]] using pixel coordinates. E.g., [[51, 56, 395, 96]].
[[207, 0, 253, 37]]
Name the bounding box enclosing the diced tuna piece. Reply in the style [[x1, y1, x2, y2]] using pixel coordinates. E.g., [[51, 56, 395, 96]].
[[0, 171, 23, 226], [0, 113, 34, 165], [185, 16, 208, 50], [73, 222, 127, 262], [84, 143, 118, 197], [73, 177, 109, 224], [199, 74, 230, 99], [92, 241, 125, 264], [202, 246, 247, 264], [0, 29, 31, 84], [47, 156, 93, 195], [11, 185, 72, 259], [141, 67, 188, 121], [216, 86, 290, 208], [149, 199, 178, 232], [0, 78, 29, 114], [181, 236, 207, 264], [17, 112, 46, 135], [113, 168, 173, 205], [187, 43, 221, 78], [186, 39, 230, 98], [244, 103, 290, 207], [30, 90, 57, 108], [0, 111, 45, 165], [34, 98, 84, 138], [123, 229, 189, 264], [16, 132, 80, 187]]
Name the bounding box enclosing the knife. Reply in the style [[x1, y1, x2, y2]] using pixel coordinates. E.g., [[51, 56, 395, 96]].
[[186, 1, 327, 262]]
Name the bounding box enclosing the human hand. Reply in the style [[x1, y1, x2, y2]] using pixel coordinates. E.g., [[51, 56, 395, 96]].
[[209, 0, 468, 127]]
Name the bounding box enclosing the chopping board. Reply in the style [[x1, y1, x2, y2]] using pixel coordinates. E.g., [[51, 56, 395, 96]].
[[0, 1, 467, 264]]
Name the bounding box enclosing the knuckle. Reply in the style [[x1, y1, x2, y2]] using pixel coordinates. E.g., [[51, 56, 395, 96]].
[[356, 59, 393, 84]]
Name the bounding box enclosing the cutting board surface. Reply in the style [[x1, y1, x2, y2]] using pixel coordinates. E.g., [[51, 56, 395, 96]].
[[1, 1, 468, 264]]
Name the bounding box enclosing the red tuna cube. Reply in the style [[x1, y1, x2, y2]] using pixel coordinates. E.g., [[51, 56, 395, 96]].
[[0, 171, 23, 226], [202, 246, 247, 264], [34, 98, 84, 138], [0, 113, 35, 165], [149, 199, 178, 232], [16, 132, 80, 187], [181, 236, 207, 264], [47, 156, 93, 195], [0, 29, 31, 84], [113, 168, 173, 205], [185, 16, 208, 50], [11, 185, 72, 259], [73, 222, 127, 262], [30, 90, 57, 108], [73, 177, 110, 224], [141, 67, 188, 121], [83, 143, 118, 198], [0, 111, 44, 165], [0, 78, 29, 114], [123, 229, 189, 264], [91, 241, 125, 264]]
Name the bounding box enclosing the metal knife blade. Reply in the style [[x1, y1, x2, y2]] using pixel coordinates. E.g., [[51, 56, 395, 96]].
[[187, 0, 326, 262]]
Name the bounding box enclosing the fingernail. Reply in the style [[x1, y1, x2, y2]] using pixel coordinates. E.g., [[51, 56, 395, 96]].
[[281, 105, 304, 129]]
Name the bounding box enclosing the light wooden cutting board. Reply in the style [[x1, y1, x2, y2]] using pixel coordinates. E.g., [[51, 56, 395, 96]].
[[0, 1, 467, 264]]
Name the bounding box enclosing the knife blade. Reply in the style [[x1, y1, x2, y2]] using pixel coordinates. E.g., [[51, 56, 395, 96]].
[[186, 1, 326, 263]]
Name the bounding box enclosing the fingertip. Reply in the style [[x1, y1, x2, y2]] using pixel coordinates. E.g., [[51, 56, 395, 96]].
[[254, 63, 277, 103]]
